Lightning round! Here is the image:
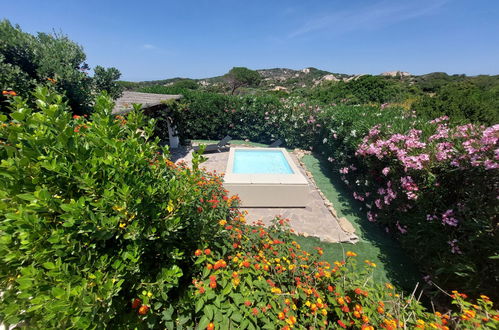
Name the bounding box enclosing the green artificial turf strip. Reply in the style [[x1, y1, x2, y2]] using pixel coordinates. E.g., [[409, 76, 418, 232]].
[[297, 154, 421, 291], [193, 141, 421, 290]]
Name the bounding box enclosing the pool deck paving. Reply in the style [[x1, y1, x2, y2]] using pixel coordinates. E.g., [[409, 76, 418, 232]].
[[174, 146, 358, 244]]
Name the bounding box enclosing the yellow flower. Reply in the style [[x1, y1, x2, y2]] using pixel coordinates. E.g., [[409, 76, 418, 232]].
[[119, 222, 126, 229], [167, 200, 174, 213], [147, 291, 153, 297], [321, 309, 327, 316], [271, 287, 282, 294], [305, 300, 311, 307], [219, 219, 227, 226]]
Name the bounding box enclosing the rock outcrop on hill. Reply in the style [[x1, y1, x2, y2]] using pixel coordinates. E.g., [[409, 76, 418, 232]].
[[381, 70, 411, 77]]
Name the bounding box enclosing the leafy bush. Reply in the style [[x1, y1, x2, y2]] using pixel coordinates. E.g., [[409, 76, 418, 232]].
[[412, 80, 499, 125], [320, 110, 498, 298], [308, 75, 405, 105], [181, 217, 498, 329], [0, 87, 237, 328], [0, 20, 122, 114], [146, 89, 498, 300], [93, 65, 124, 100]]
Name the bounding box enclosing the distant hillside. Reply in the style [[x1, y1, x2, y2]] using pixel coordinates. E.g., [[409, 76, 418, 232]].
[[120, 68, 499, 95], [119, 67, 361, 92]]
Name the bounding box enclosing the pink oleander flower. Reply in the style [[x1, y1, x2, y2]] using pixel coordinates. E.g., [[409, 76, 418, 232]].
[[353, 192, 364, 201], [441, 209, 458, 226], [448, 239, 462, 254], [396, 221, 407, 234], [367, 211, 377, 222], [382, 167, 390, 176]]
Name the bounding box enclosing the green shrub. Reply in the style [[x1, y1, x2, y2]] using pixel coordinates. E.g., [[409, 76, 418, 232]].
[[181, 217, 498, 329], [308, 75, 405, 105], [0, 20, 122, 114], [411, 80, 499, 125], [0, 87, 237, 328]]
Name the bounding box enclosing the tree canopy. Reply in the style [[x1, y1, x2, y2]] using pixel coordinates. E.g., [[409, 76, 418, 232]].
[[0, 19, 123, 114], [223, 67, 261, 94]]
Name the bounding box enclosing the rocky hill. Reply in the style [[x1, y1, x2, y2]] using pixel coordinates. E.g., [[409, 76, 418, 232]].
[[120, 68, 413, 92]]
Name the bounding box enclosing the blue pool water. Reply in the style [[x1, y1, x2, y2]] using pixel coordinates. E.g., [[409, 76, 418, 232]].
[[233, 149, 294, 174]]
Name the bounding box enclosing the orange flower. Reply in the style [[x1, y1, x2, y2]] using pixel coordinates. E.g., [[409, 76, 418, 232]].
[[346, 251, 357, 257], [207, 322, 215, 330], [278, 312, 285, 320], [377, 306, 384, 314], [138, 305, 149, 315], [195, 249, 203, 256], [244, 300, 252, 307], [2, 90, 16, 96], [209, 281, 217, 289], [131, 298, 141, 309], [252, 307, 259, 316], [204, 249, 211, 255], [337, 320, 347, 328]]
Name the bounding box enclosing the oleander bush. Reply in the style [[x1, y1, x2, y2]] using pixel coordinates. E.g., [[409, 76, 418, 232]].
[[316, 109, 499, 299], [0, 87, 237, 328]]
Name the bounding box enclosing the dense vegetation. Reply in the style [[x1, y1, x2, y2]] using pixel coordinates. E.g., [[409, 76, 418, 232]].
[[0, 89, 497, 328], [0, 20, 123, 114], [141, 85, 498, 302], [0, 21, 498, 328]]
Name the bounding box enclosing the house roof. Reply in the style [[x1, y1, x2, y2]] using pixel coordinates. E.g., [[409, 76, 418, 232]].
[[112, 91, 182, 115]]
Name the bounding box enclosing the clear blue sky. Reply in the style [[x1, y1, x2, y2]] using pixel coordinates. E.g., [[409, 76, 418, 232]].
[[3, 0, 499, 81]]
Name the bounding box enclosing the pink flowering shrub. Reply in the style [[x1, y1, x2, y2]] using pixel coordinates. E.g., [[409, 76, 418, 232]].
[[322, 113, 498, 298], [149, 90, 498, 299]]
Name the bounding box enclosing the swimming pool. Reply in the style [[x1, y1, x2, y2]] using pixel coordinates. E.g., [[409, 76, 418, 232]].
[[224, 148, 309, 207], [233, 149, 294, 174]]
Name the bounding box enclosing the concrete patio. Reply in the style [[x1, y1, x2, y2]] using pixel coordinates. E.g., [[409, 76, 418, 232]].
[[174, 146, 358, 243]]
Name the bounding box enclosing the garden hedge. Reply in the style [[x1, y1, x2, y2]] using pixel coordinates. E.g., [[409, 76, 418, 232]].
[[154, 90, 498, 300]]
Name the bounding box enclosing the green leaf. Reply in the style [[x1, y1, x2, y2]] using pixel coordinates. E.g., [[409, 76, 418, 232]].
[[203, 305, 214, 320], [195, 298, 204, 314], [11, 112, 25, 121], [43, 262, 56, 270], [17, 193, 36, 201], [231, 312, 243, 323], [51, 287, 66, 299], [197, 315, 210, 330], [240, 319, 250, 329]]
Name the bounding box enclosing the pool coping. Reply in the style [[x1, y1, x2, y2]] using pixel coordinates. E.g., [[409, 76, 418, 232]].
[[224, 147, 309, 207], [225, 147, 308, 185]]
